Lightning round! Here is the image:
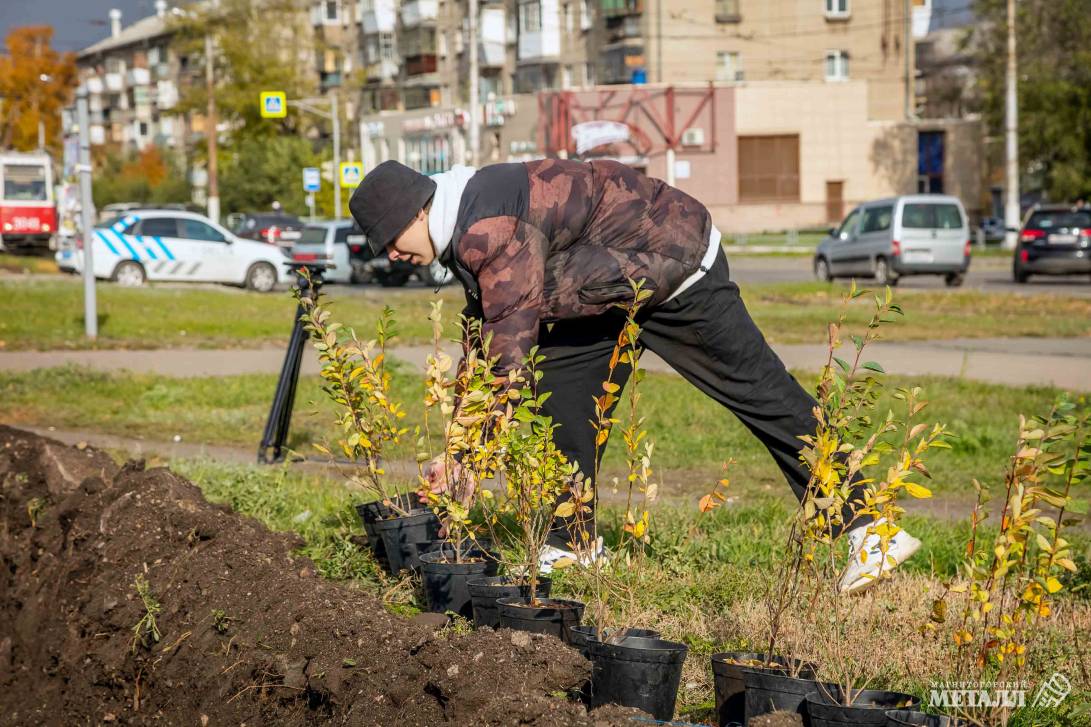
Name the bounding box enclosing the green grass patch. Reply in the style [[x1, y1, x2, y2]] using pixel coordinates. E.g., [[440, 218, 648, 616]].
[[0, 253, 59, 275], [3, 277, 1090, 351], [1, 364, 1077, 505]]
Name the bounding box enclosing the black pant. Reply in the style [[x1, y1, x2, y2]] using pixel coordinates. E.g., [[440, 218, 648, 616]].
[[538, 249, 868, 548]]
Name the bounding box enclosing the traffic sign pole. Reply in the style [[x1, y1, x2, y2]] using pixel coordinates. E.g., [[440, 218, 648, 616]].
[[331, 92, 340, 226], [76, 87, 97, 340]]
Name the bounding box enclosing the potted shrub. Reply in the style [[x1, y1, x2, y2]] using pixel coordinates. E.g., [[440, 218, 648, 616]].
[[417, 305, 509, 616], [477, 344, 587, 640], [917, 399, 1089, 727], [298, 277, 438, 574], [744, 285, 942, 724], [556, 281, 688, 722]]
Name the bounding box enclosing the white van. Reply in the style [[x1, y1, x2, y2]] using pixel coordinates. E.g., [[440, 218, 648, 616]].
[[815, 195, 971, 286], [73, 209, 293, 292]]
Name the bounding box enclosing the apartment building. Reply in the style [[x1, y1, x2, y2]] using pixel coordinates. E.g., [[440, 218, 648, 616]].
[[76, 2, 185, 153]]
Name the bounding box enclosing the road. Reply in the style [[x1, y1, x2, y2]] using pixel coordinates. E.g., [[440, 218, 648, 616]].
[[725, 254, 1091, 296]]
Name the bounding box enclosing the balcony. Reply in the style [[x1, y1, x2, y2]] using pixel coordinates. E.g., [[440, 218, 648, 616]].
[[605, 14, 641, 42], [400, 0, 438, 29], [365, 59, 400, 82], [405, 55, 438, 76], [362, 0, 397, 34], [104, 72, 124, 93], [85, 76, 104, 95], [127, 67, 151, 86], [479, 7, 506, 67]]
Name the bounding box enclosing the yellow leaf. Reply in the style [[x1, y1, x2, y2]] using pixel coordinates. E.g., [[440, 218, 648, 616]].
[[551, 556, 576, 570], [603, 382, 620, 393], [905, 482, 932, 499], [554, 501, 577, 518], [1045, 577, 1063, 594]]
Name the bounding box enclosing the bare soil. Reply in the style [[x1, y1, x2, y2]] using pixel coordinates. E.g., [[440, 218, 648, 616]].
[[748, 712, 804, 727], [0, 426, 643, 725]]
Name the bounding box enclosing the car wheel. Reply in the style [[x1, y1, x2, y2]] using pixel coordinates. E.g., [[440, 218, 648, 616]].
[[874, 257, 897, 286], [814, 257, 833, 282], [1013, 266, 1029, 284], [378, 270, 410, 287], [944, 273, 965, 288], [112, 260, 146, 287], [422, 260, 455, 287], [246, 262, 278, 292]]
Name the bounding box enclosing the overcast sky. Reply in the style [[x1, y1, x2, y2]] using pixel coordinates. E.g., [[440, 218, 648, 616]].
[[1, 0, 155, 53]]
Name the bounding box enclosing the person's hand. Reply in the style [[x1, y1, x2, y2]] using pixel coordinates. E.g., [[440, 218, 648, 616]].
[[419, 456, 475, 506]]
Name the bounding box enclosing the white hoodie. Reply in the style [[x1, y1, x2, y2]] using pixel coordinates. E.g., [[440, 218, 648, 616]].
[[427, 164, 477, 259]]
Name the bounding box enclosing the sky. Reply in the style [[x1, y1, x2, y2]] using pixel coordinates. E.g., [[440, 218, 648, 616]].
[[1, 0, 155, 53]]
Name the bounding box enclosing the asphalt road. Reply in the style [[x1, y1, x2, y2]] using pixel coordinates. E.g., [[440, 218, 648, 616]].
[[726, 254, 1091, 296]]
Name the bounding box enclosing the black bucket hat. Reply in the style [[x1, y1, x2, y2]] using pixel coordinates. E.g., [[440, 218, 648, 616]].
[[348, 160, 437, 256]]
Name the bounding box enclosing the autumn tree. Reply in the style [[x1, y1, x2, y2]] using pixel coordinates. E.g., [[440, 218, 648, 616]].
[[0, 26, 77, 154]]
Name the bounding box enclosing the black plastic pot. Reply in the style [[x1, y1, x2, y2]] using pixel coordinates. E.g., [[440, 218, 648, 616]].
[[886, 710, 967, 727], [466, 576, 552, 629], [712, 653, 810, 727], [354, 493, 420, 571], [587, 635, 688, 721], [419, 550, 499, 617], [744, 664, 826, 723], [806, 688, 921, 727], [371, 509, 440, 574], [570, 626, 661, 659], [495, 596, 584, 643]]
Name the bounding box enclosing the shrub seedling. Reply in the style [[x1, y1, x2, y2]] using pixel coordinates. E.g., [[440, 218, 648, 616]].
[[130, 574, 162, 654]]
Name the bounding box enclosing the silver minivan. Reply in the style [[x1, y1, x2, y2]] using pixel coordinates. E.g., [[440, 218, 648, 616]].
[[814, 195, 971, 286]]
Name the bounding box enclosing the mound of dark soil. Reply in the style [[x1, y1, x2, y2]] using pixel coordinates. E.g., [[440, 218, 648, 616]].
[[0, 426, 641, 725]]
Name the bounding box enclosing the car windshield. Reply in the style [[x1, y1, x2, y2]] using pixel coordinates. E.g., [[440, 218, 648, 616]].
[[95, 214, 133, 230], [3, 164, 48, 201], [1026, 211, 1091, 230], [298, 226, 327, 245], [902, 203, 963, 229]]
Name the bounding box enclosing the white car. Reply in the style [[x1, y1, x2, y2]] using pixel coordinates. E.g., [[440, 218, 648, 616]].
[[72, 209, 293, 292]]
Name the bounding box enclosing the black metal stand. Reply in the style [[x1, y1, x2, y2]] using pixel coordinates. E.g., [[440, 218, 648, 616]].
[[258, 263, 327, 464]]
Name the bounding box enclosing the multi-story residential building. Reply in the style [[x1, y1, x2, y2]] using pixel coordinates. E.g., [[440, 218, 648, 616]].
[[594, 0, 917, 121], [76, 2, 185, 153]]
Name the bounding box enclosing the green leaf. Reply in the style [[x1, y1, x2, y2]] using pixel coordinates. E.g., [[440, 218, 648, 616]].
[[862, 361, 885, 374]]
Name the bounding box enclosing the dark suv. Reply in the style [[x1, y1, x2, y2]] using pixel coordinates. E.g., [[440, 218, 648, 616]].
[[1013, 205, 1091, 283], [233, 213, 304, 247]]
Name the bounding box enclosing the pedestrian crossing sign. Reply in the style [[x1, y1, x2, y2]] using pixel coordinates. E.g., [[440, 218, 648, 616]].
[[260, 91, 287, 118], [339, 162, 363, 188]]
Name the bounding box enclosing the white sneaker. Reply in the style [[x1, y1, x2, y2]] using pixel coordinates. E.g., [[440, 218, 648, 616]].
[[838, 519, 921, 594], [538, 542, 608, 574]]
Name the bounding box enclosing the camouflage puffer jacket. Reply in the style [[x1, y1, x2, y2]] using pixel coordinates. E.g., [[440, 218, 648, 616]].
[[439, 158, 712, 371]]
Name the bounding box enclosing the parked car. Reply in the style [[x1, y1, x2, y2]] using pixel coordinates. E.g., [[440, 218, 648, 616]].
[[72, 209, 293, 292], [1013, 205, 1091, 283], [815, 195, 971, 287], [978, 216, 1008, 244], [291, 220, 455, 287], [233, 213, 304, 247]]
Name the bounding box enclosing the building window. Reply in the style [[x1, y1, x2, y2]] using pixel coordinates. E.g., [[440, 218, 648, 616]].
[[379, 32, 396, 62], [562, 65, 573, 88], [715, 51, 742, 82], [715, 0, 740, 22], [824, 0, 849, 18], [580, 0, 593, 30], [585, 61, 595, 85], [825, 50, 849, 80], [564, 3, 574, 33], [405, 134, 451, 175], [738, 135, 800, 202], [325, 0, 340, 23], [520, 1, 542, 33]]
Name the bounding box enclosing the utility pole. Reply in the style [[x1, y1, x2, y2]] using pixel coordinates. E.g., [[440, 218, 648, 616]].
[[76, 87, 98, 340], [1003, 0, 1020, 250], [205, 31, 220, 224], [331, 91, 341, 221], [904, 0, 912, 120], [467, 0, 480, 167]]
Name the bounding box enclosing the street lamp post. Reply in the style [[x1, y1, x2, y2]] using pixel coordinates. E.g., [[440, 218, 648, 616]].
[[291, 95, 341, 260], [75, 86, 98, 340]]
